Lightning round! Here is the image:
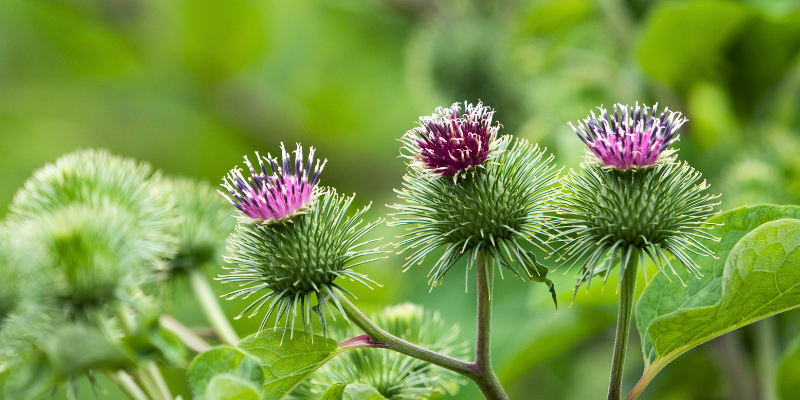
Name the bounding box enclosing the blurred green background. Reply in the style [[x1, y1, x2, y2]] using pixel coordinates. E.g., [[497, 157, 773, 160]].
[[2, 0, 800, 398]]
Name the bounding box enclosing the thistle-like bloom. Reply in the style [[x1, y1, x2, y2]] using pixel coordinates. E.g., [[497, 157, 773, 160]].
[[220, 143, 326, 224], [569, 103, 686, 171], [401, 101, 500, 179], [393, 135, 560, 289], [555, 104, 719, 295], [220, 189, 386, 337], [292, 303, 468, 400]]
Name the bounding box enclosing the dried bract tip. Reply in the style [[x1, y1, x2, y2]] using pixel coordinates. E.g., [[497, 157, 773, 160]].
[[569, 103, 686, 171], [220, 143, 327, 224], [402, 101, 500, 179]]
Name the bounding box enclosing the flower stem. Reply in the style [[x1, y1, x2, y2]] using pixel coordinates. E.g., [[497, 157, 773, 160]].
[[159, 315, 212, 353], [473, 250, 510, 400], [188, 268, 240, 346], [335, 250, 510, 400], [137, 361, 173, 400], [608, 255, 639, 400], [337, 294, 475, 376], [107, 370, 150, 400]]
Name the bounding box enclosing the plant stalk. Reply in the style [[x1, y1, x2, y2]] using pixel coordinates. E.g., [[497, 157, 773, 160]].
[[159, 315, 212, 353], [188, 268, 240, 346], [107, 370, 151, 400], [473, 250, 510, 400], [336, 249, 510, 400], [608, 254, 639, 400], [137, 361, 173, 400]]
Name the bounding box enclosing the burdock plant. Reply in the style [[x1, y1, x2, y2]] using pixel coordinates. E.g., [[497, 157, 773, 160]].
[[218, 144, 386, 337], [389, 101, 561, 399], [555, 103, 720, 400]]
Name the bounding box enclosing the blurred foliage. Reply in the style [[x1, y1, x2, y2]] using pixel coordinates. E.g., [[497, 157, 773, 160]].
[[2, 0, 800, 399]]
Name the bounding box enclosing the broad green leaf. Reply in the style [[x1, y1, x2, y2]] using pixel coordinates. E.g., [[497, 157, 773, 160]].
[[777, 333, 800, 400], [206, 373, 262, 400], [321, 383, 347, 400], [236, 329, 341, 400], [187, 346, 264, 400], [635, 205, 800, 394]]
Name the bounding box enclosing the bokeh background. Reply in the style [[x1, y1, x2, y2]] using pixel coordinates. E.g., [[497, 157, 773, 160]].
[[2, 0, 800, 399]]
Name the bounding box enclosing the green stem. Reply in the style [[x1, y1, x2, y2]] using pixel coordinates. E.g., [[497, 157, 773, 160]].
[[336, 249, 510, 400], [159, 315, 212, 353], [473, 250, 510, 400], [107, 370, 151, 400], [608, 255, 639, 400], [188, 268, 240, 346], [756, 319, 779, 400], [337, 294, 475, 377], [137, 361, 173, 400]]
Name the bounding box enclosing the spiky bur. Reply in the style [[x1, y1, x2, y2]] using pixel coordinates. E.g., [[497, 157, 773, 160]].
[[220, 143, 327, 224], [569, 103, 685, 171], [158, 177, 235, 278], [5, 149, 177, 315], [392, 137, 560, 290], [220, 189, 387, 338], [291, 303, 468, 400], [401, 101, 501, 179], [554, 162, 720, 297]]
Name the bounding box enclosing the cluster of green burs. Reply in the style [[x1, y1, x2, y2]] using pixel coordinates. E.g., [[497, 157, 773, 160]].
[[0, 150, 235, 399]]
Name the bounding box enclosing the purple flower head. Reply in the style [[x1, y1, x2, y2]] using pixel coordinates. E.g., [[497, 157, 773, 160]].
[[219, 143, 327, 224], [569, 103, 687, 171], [402, 101, 501, 178]]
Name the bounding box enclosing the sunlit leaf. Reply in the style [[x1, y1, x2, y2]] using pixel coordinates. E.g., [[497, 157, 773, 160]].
[[635, 205, 800, 395], [206, 373, 262, 400]]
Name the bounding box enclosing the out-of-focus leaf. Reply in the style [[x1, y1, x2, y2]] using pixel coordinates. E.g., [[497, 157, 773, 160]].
[[183, 0, 267, 83], [206, 373, 262, 400], [523, 0, 593, 36], [777, 333, 800, 400], [635, 205, 800, 396], [342, 384, 387, 400], [638, 1, 753, 90], [727, 11, 800, 115], [236, 329, 341, 400], [3, 353, 54, 400], [321, 383, 348, 400], [186, 346, 264, 400]]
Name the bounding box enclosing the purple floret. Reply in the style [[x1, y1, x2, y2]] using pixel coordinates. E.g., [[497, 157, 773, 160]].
[[569, 103, 687, 171], [403, 102, 500, 177], [219, 143, 326, 223]]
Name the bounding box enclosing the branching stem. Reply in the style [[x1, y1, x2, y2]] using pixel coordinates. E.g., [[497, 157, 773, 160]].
[[337, 249, 509, 400]]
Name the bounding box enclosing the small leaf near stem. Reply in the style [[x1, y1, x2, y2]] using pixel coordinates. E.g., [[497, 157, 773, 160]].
[[189, 268, 240, 346], [608, 254, 639, 400]]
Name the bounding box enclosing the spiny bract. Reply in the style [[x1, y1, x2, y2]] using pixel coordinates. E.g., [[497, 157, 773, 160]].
[[291, 303, 468, 400], [392, 136, 560, 289], [220, 189, 386, 337], [554, 162, 720, 295]]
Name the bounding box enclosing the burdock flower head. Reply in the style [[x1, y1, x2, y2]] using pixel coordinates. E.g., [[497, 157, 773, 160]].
[[401, 101, 501, 179], [393, 103, 560, 294], [220, 143, 326, 224], [219, 145, 386, 337], [555, 103, 720, 295], [570, 103, 685, 171]]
